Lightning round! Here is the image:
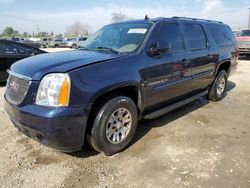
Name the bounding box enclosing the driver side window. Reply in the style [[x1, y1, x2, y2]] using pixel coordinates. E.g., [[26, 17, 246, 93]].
[[155, 22, 185, 53]]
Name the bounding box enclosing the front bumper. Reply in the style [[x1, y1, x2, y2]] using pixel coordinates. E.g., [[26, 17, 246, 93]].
[[4, 98, 87, 153]]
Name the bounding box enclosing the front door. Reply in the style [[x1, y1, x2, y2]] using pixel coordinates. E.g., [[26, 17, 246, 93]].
[[142, 21, 193, 108]]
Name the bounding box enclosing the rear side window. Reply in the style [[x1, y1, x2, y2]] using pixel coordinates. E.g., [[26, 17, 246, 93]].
[[207, 24, 236, 47], [156, 22, 185, 53], [185, 23, 207, 51]]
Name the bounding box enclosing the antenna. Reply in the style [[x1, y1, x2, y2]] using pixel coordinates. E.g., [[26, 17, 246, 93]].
[[145, 15, 149, 20]]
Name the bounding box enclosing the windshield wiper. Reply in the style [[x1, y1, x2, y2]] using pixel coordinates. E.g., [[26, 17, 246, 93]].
[[94, 46, 120, 54]]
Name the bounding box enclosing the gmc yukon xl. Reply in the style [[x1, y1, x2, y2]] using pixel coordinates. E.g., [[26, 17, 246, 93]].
[[4, 17, 238, 155]]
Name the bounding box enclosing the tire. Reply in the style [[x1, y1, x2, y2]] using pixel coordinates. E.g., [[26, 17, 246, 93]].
[[87, 96, 138, 155], [208, 70, 228, 101], [72, 44, 77, 49], [54, 44, 59, 48]]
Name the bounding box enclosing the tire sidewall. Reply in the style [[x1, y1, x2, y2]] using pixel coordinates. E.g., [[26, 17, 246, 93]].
[[209, 70, 228, 101], [91, 96, 138, 155]]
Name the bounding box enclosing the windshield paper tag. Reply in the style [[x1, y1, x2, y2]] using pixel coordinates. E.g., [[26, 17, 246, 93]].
[[128, 28, 147, 34]]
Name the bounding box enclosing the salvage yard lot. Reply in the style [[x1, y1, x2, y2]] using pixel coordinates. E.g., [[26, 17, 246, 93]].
[[0, 59, 250, 188]]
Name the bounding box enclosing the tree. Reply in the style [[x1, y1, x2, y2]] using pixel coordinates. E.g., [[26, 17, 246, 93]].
[[2, 27, 14, 37], [22, 32, 29, 38], [38, 32, 49, 37], [111, 12, 128, 23], [13, 30, 20, 37], [65, 22, 91, 37]]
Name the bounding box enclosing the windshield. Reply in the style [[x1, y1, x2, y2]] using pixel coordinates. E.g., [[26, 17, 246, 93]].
[[80, 22, 152, 53], [240, 30, 250, 36]]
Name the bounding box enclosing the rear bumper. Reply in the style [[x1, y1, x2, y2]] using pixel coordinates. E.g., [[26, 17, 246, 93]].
[[4, 98, 87, 153], [239, 48, 250, 55]]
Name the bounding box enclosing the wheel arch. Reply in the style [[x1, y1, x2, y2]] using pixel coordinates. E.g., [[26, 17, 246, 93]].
[[85, 84, 144, 134], [215, 60, 231, 76]]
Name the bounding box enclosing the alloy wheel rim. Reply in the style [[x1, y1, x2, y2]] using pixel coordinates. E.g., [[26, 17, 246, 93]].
[[106, 108, 132, 144], [217, 76, 226, 96]]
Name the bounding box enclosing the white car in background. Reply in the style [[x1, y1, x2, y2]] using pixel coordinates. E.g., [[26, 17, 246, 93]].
[[66, 37, 87, 49], [49, 38, 68, 48]]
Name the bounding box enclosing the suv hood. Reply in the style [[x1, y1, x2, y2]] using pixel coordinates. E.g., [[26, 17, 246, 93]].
[[11, 50, 125, 81]]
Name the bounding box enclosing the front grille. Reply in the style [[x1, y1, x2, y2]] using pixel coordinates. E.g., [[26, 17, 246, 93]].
[[5, 72, 31, 105]]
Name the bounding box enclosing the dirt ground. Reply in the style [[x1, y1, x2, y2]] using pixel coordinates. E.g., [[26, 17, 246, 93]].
[[0, 59, 250, 188]]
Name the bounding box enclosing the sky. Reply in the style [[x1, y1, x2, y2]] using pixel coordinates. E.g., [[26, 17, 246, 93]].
[[0, 0, 250, 34]]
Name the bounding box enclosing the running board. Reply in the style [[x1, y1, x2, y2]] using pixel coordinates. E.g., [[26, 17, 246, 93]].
[[143, 90, 208, 119]]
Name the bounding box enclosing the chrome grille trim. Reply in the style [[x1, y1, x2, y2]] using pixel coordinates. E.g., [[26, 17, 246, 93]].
[[7, 70, 32, 81], [5, 70, 32, 105]]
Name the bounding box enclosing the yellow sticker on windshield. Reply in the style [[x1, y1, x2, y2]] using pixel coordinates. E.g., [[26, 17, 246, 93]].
[[128, 28, 147, 34]]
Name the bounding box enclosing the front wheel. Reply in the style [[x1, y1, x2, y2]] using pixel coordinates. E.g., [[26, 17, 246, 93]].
[[208, 70, 228, 101], [87, 96, 138, 155]]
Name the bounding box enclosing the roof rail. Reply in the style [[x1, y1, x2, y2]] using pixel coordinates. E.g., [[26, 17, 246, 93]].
[[172, 16, 223, 24]]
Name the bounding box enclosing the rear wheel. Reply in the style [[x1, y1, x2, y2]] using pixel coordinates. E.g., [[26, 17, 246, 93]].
[[54, 44, 59, 48], [208, 70, 228, 101], [87, 96, 138, 155], [72, 44, 77, 49]]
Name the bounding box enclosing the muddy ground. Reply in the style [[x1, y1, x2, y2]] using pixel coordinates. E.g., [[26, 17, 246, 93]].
[[0, 59, 249, 188]]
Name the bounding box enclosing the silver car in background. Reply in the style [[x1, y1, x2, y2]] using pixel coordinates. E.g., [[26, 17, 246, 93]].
[[49, 38, 68, 48], [66, 37, 87, 49], [39, 37, 52, 48]]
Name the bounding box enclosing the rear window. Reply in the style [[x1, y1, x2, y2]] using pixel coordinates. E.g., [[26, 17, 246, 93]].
[[207, 24, 235, 47], [184, 23, 207, 51]]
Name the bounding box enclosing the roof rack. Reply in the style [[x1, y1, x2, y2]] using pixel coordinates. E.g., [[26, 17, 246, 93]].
[[172, 16, 223, 24]]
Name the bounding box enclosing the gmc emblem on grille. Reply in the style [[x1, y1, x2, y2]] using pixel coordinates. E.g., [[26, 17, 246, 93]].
[[9, 81, 19, 92]]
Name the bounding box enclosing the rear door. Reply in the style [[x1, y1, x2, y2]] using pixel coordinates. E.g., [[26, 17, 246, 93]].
[[183, 22, 215, 91], [143, 21, 193, 108]]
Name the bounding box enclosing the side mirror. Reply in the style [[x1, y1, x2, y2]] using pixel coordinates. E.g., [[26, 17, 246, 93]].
[[148, 41, 171, 56]]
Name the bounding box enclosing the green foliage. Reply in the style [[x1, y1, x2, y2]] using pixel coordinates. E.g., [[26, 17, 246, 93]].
[[2, 27, 14, 37]]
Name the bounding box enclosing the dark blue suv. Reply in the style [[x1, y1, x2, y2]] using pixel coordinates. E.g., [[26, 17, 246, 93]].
[[4, 17, 238, 155]]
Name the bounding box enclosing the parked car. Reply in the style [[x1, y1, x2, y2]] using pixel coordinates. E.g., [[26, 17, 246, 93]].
[[0, 39, 46, 82], [38, 37, 53, 48], [236, 30, 250, 55], [4, 17, 238, 155], [67, 38, 75, 42], [21, 39, 41, 48], [7, 37, 25, 42], [67, 37, 87, 49], [48, 38, 68, 48]]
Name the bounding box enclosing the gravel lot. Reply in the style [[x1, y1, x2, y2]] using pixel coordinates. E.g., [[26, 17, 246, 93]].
[[0, 59, 250, 188]]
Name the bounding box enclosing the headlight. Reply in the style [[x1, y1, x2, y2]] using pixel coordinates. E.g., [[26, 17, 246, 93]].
[[36, 73, 70, 107]]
